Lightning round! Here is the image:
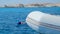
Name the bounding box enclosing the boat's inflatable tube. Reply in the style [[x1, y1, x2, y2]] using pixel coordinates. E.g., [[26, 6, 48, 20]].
[[26, 11, 60, 34]]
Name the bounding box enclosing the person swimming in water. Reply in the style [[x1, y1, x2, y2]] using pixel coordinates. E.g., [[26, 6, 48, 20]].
[[18, 22, 22, 25], [16, 21, 25, 27], [16, 21, 22, 27]]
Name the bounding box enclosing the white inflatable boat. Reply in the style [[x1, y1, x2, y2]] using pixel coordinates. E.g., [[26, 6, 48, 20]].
[[26, 11, 60, 34]]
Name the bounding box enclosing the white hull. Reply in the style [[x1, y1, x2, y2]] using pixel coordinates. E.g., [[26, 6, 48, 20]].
[[26, 11, 60, 34]]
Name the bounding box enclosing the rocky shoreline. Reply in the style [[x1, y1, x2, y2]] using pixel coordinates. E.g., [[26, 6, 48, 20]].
[[0, 3, 60, 8]]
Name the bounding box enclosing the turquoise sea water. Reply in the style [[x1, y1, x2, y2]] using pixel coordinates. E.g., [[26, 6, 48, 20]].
[[0, 7, 60, 34]]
